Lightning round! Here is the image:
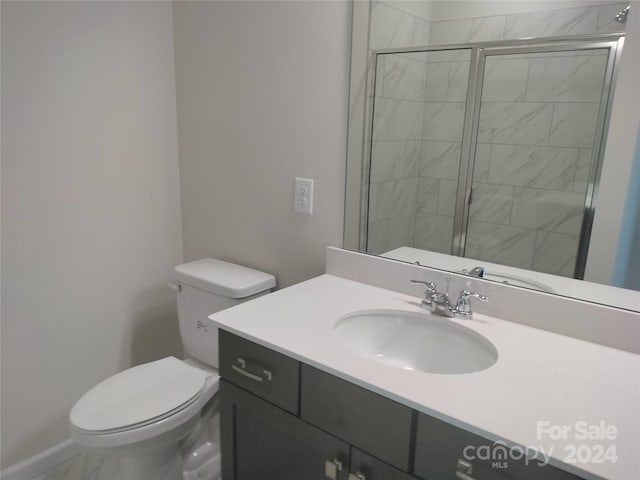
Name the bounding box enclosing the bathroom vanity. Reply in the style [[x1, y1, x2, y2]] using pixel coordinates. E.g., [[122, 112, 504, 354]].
[[210, 253, 639, 480], [219, 330, 581, 480]]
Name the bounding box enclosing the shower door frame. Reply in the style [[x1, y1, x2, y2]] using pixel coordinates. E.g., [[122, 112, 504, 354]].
[[366, 33, 624, 279]]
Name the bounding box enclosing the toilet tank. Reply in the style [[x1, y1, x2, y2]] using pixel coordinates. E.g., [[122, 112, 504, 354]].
[[172, 259, 276, 368]]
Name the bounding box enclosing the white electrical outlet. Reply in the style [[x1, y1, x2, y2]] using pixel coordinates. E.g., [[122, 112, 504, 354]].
[[294, 177, 314, 215]]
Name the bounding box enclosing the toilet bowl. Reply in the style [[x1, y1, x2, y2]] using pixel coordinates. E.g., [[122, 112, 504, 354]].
[[69, 259, 276, 480]]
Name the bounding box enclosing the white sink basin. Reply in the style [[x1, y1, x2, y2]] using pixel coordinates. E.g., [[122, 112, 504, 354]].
[[333, 309, 498, 374]]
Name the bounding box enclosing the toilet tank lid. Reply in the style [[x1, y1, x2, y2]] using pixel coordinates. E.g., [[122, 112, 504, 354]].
[[173, 258, 276, 298]]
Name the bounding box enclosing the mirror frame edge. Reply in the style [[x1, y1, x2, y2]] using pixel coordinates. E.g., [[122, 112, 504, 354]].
[[344, 0, 371, 252]]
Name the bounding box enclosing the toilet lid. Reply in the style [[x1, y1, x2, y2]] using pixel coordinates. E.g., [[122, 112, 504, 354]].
[[70, 357, 208, 432]]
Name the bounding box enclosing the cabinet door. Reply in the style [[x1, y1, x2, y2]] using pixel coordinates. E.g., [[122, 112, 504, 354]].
[[414, 413, 583, 480], [221, 380, 350, 480]]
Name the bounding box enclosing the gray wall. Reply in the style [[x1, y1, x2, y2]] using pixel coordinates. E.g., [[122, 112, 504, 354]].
[[586, 0, 640, 284], [626, 143, 640, 290], [173, 0, 350, 288], [615, 129, 640, 289], [1, 0, 351, 468], [1, 1, 183, 467]]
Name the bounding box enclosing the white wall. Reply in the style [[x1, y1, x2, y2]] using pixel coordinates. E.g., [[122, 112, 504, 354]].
[[173, 1, 350, 288], [1, 1, 183, 467]]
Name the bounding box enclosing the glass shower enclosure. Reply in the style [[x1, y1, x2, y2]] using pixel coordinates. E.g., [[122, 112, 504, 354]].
[[364, 34, 623, 279]]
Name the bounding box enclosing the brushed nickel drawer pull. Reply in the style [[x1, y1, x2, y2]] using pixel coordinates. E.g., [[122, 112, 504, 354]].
[[348, 471, 366, 480], [456, 459, 476, 480], [324, 458, 343, 479], [231, 358, 272, 382]]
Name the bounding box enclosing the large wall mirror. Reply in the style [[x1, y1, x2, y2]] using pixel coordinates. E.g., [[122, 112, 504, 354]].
[[344, 0, 639, 311]]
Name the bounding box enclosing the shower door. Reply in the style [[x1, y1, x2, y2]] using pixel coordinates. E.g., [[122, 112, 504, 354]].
[[366, 48, 473, 256], [457, 40, 619, 279], [365, 36, 621, 279]]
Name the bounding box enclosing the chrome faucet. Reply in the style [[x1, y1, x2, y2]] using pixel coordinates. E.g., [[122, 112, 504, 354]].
[[409, 279, 437, 310], [410, 279, 489, 319], [454, 290, 489, 318]]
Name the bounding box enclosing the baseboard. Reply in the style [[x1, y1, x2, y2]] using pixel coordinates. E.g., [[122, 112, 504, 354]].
[[1, 440, 80, 480]]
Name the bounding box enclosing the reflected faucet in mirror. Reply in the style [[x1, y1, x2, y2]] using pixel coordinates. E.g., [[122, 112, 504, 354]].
[[463, 266, 485, 278]]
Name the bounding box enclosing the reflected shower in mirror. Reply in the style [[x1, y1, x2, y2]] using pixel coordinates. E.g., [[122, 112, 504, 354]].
[[368, 41, 615, 279], [345, 1, 639, 311]]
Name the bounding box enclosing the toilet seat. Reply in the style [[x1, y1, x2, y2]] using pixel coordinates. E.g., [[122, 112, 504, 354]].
[[70, 357, 220, 450]]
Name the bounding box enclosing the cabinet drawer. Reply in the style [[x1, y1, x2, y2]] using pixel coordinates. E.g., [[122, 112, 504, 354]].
[[414, 413, 583, 480], [350, 448, 419, 480], [300, 365, 413, 471], [219, 330, 299, 414]]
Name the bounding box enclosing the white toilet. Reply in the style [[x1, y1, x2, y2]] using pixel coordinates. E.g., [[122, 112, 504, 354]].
[[69, 258, 276, 480]]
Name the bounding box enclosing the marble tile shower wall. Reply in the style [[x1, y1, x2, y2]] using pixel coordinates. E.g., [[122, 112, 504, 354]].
[[428, 3, 628, 45], [466, 50, 608, 277], [366, 1, 430, 254], [414, 50, 470, 255], [367, 53, 422, 254], [422, 2, 625, 276], [369, 1, 431, 50]]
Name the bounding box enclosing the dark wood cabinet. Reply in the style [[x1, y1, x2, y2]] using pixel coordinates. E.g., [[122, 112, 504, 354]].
[[220, 331, 584, 480], [414, 413, 581, 480], [221, 380, 348, 480], [301, 364, 414, 471]]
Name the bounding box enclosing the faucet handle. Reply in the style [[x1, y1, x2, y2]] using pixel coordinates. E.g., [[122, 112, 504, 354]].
[[455, 290, 489, 319], [410, 279, 436, 293], [410, 280, 437, 309]]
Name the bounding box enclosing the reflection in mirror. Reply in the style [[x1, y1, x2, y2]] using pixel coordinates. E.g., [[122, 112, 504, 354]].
[[345, 1, 639, 311]]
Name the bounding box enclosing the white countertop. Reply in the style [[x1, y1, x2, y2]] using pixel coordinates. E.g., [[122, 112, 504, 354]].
[[209, 274, 640, 480]]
